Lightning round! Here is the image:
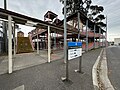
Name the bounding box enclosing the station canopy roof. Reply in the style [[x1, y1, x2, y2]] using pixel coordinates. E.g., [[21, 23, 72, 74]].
[[0, 8, 78, 34], [58, 11, 106, 34], [0, 8, 105, 34]]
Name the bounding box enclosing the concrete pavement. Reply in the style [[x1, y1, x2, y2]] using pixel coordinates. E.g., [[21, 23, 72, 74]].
[[0, 50, 64, 75], [0, 48, 102, 90]]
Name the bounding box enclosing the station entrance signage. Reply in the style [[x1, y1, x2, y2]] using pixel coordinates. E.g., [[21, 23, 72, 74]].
[[68, 48, 82, 60], [67, 42, 82, 60]]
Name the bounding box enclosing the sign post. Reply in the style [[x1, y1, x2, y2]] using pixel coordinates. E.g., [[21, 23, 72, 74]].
[[68, 42, 83, 73], [61, 0, 68, 82], [62, 42, 82, 81], [75, 55, 83, 73]]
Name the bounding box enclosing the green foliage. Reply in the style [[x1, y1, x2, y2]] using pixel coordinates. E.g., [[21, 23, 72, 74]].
[[96, 14, 105, 21], [89, 5, 106, 28], [60, 0, 92, 16], [96, 22, 106, 28], [90, 5, 104, 15]]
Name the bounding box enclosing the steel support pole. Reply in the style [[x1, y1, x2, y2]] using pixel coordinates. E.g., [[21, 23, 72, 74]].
[[64, 3, 69, 80], [37, 29, 39, 54], [94, 24, 96, 49], [78, 12, 81, 72], [48, 26, 51, 63], [64, 0, 68, 80], [106, 16, 107, 47], [76, 12, 82, 73], [13, 23, 16, 56], [54, 31, 56, 49], [86, 20, 88, 52], [8, 15, 12, 74], [3, 0, 7, 53], [99, 28, 101, 47], [102, 32, 104, 47], [4, 0, 7, 10], [15, 26, 18, 53], [78, 12, 80, 41], [64, 0, 67, 64], [61, 0, 69, 81]]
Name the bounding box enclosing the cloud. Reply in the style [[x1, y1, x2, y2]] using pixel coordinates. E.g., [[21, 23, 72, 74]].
[[0, 0, 4, 8], [7, 0, 63, 20], [92, 0, 120, 41], [0, 0, 120, 41], [0, 0, 64, 36]]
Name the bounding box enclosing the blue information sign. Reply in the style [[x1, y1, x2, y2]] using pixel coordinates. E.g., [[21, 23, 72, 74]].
[[68, 42, 82, 47]]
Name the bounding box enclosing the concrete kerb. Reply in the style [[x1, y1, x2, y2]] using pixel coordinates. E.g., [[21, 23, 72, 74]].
[[100, 49, 115, 90], [92, 48, 115, 90], [92, 49, 103, 90]]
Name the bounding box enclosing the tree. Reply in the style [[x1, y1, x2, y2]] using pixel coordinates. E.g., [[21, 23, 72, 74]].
[[90, 5, 104, 16], [95, 14, 106, 28], [96, 14, 105, 21], [88, 4, 106, 32], [96, 22, 106, 28], [60, 0, 92, 16], [84, 0, 92, 10]]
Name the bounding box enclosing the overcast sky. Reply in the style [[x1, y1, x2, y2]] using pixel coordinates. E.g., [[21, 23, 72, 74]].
[[0, 0, 120, 41]]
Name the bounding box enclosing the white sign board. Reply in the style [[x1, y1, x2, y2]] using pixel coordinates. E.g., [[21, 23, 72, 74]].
[[68, 48, 82, 60]]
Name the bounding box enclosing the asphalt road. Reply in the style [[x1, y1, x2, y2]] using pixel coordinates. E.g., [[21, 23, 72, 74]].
[[106, 46, 120, 90], [0, 49, 101, 90]]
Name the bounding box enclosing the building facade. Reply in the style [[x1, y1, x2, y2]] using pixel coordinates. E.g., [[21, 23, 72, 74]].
[[114, 38, 120, 45]]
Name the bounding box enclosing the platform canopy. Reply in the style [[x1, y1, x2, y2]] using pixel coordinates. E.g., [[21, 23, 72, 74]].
[[0, 8, 78, 34], [58, 11, 106, 34]]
